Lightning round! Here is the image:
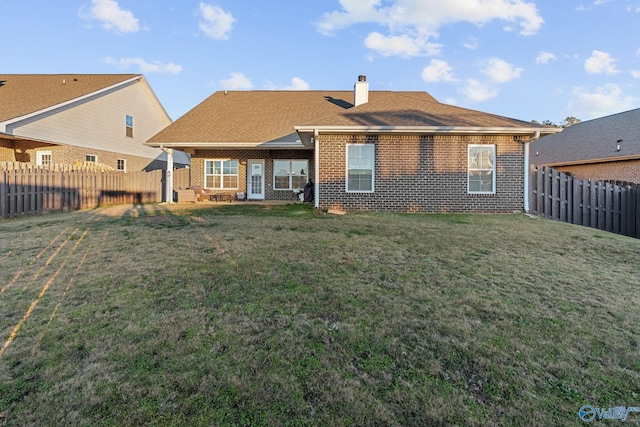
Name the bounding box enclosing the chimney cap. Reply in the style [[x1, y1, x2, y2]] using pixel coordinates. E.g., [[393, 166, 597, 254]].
[[357, 75, 367, 82]]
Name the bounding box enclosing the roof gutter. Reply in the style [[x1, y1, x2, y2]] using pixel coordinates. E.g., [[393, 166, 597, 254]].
[[314, 129, 319, 210], [294, 125, 561, 135], [524, 131, 540, 213]]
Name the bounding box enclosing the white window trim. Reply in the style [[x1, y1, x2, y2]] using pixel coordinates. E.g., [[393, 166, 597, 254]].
[[273, 159, 309, 191], [117, 159, 126, 172], [468, 144, 496, 195], [205, 159, 239, 190], [86, 154, 97, 163], [36, 150, 52, 166], [346, 143, 375, 193]]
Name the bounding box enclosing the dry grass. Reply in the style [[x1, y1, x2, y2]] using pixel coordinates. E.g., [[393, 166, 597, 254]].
[[1, 203, 639, 426]]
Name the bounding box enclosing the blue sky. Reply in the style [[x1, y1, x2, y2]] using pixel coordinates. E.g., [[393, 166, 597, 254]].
[[3, 0, 640, 124]]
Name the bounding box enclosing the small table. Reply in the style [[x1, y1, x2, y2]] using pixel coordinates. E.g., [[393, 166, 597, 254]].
[[212, 193, 233, 202]]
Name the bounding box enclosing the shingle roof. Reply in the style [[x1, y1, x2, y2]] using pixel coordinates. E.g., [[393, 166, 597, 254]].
[[149, 89, 550, 145], [531, 108, 640, 166], [0, 74, 140, 123]]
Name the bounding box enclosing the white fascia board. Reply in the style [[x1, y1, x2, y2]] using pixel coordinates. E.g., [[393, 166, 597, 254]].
[[294, 125, 562, 136], [0, 75, 142, 130], [145, 141, 308, 149]]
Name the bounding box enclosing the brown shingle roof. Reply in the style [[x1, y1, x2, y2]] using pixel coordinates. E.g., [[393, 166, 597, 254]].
[[148, 89, 551, 145], [0, 74, 140, 122]]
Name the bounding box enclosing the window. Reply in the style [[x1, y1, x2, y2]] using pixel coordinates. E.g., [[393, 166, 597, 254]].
[[86, 154, 97, 163], [205, 160, 238, 189], [117, 159, 126, 171], [346, 144, 374, 192], [273, 160, 308, 190], [126, 115, 134, 138], [468, 145, 496, 194], [36, 151, 52, 166]]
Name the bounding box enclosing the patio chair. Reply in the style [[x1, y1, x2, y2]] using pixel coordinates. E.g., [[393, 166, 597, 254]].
[[192, 186, 213, 202]]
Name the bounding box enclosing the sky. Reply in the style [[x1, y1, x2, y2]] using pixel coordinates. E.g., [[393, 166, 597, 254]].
[[3, 0, 640, 124]]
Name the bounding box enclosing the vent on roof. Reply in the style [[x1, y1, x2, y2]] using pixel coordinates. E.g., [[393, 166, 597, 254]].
[[354, 75, 368, 107]]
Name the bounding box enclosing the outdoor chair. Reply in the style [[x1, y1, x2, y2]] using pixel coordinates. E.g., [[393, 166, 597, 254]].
[[192, 186, 213, 202]]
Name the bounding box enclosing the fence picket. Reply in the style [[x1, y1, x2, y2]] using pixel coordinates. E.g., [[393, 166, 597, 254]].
[[531, 166, 638, 239]]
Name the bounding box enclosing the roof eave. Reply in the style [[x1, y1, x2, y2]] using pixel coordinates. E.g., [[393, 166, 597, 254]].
[[537, 154, 640, 167], [294, 125, 561, 136], [145, 141, 309, 150]]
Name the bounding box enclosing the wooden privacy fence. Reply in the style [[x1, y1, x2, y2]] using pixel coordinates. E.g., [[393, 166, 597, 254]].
[[1, 166, 164, 219], [531, 166, 640, 238]]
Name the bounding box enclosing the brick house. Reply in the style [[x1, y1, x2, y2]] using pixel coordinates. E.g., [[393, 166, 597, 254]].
[[0, 74, 189, 171], [531, 108, 640, 184], [147, 76, 557, 212]]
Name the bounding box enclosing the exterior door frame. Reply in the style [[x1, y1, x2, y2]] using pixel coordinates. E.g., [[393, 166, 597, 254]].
[[247, 159, 265, 200]]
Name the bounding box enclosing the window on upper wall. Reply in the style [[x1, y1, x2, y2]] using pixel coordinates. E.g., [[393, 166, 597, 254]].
[[126, 115, 134, 138], [86, 154, 97, 163], [117, 159, 126, 171], [468, 145, 496, 194], [205, 159, 239, 189], [273, 160, 308, 190], [36, 151, 52, 166], [346, 144, 375, 192]]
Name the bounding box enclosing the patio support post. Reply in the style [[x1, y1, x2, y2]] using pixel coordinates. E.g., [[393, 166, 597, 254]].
[[161, 145, 174, 204]]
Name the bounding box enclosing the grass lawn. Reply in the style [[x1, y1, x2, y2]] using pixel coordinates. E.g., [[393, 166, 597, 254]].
[[1, 203, 639, 426]]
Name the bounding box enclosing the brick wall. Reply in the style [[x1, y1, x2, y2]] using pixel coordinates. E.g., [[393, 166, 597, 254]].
[[555, 159, 640, 184], [192, 149, 315, 200], [318, 133, 525, 213]]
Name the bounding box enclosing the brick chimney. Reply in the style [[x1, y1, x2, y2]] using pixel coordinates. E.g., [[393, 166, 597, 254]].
[[354, 75, 369, 107]]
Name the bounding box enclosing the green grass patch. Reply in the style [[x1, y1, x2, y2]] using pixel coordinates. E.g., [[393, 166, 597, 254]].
[[0, 205, 639, 425]]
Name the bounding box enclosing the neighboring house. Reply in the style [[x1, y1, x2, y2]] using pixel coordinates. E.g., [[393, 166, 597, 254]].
[[0, 74, 189, 171], [147, 75, 558, 212], [531, 108, 640, 183]]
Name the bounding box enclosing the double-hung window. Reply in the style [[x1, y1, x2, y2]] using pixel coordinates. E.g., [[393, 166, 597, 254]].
[[468, 145, 496, 194], [117, 159, 126, 171], [126, 115, 134, 138], [205, 160, 238, 189], [273, 160, 308, 190], [346, 144, 374, 192], [86, 154, 97, 163]]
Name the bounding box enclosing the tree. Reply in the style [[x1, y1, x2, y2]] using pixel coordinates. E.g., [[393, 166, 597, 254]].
[[561, 117, 581, 128]]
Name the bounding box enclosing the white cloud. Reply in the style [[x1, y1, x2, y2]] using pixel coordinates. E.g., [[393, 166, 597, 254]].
[[219, 72, 252, 90], [481, 58, 523, 83], [536, 51, 556, 64], [104, 57, 183, 74], [84, 0, 139, 34], [463, 37, 479, 50], [632, 70, 640, 78], [584, 50, 619, 75], [283, 77, 310, 90], [459, 79, 498, 102], [364, 32, 441, 57], [315, 0, 544, 57], [421, 59, 456, 83], [199, 2, 235, 40], [566, 84, 636, 119]]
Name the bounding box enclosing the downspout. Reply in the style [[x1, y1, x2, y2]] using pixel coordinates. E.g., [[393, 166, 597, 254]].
[[314, 129, 320, 210], [523, 131, 540, 213], [160, 145, 174, 204]]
